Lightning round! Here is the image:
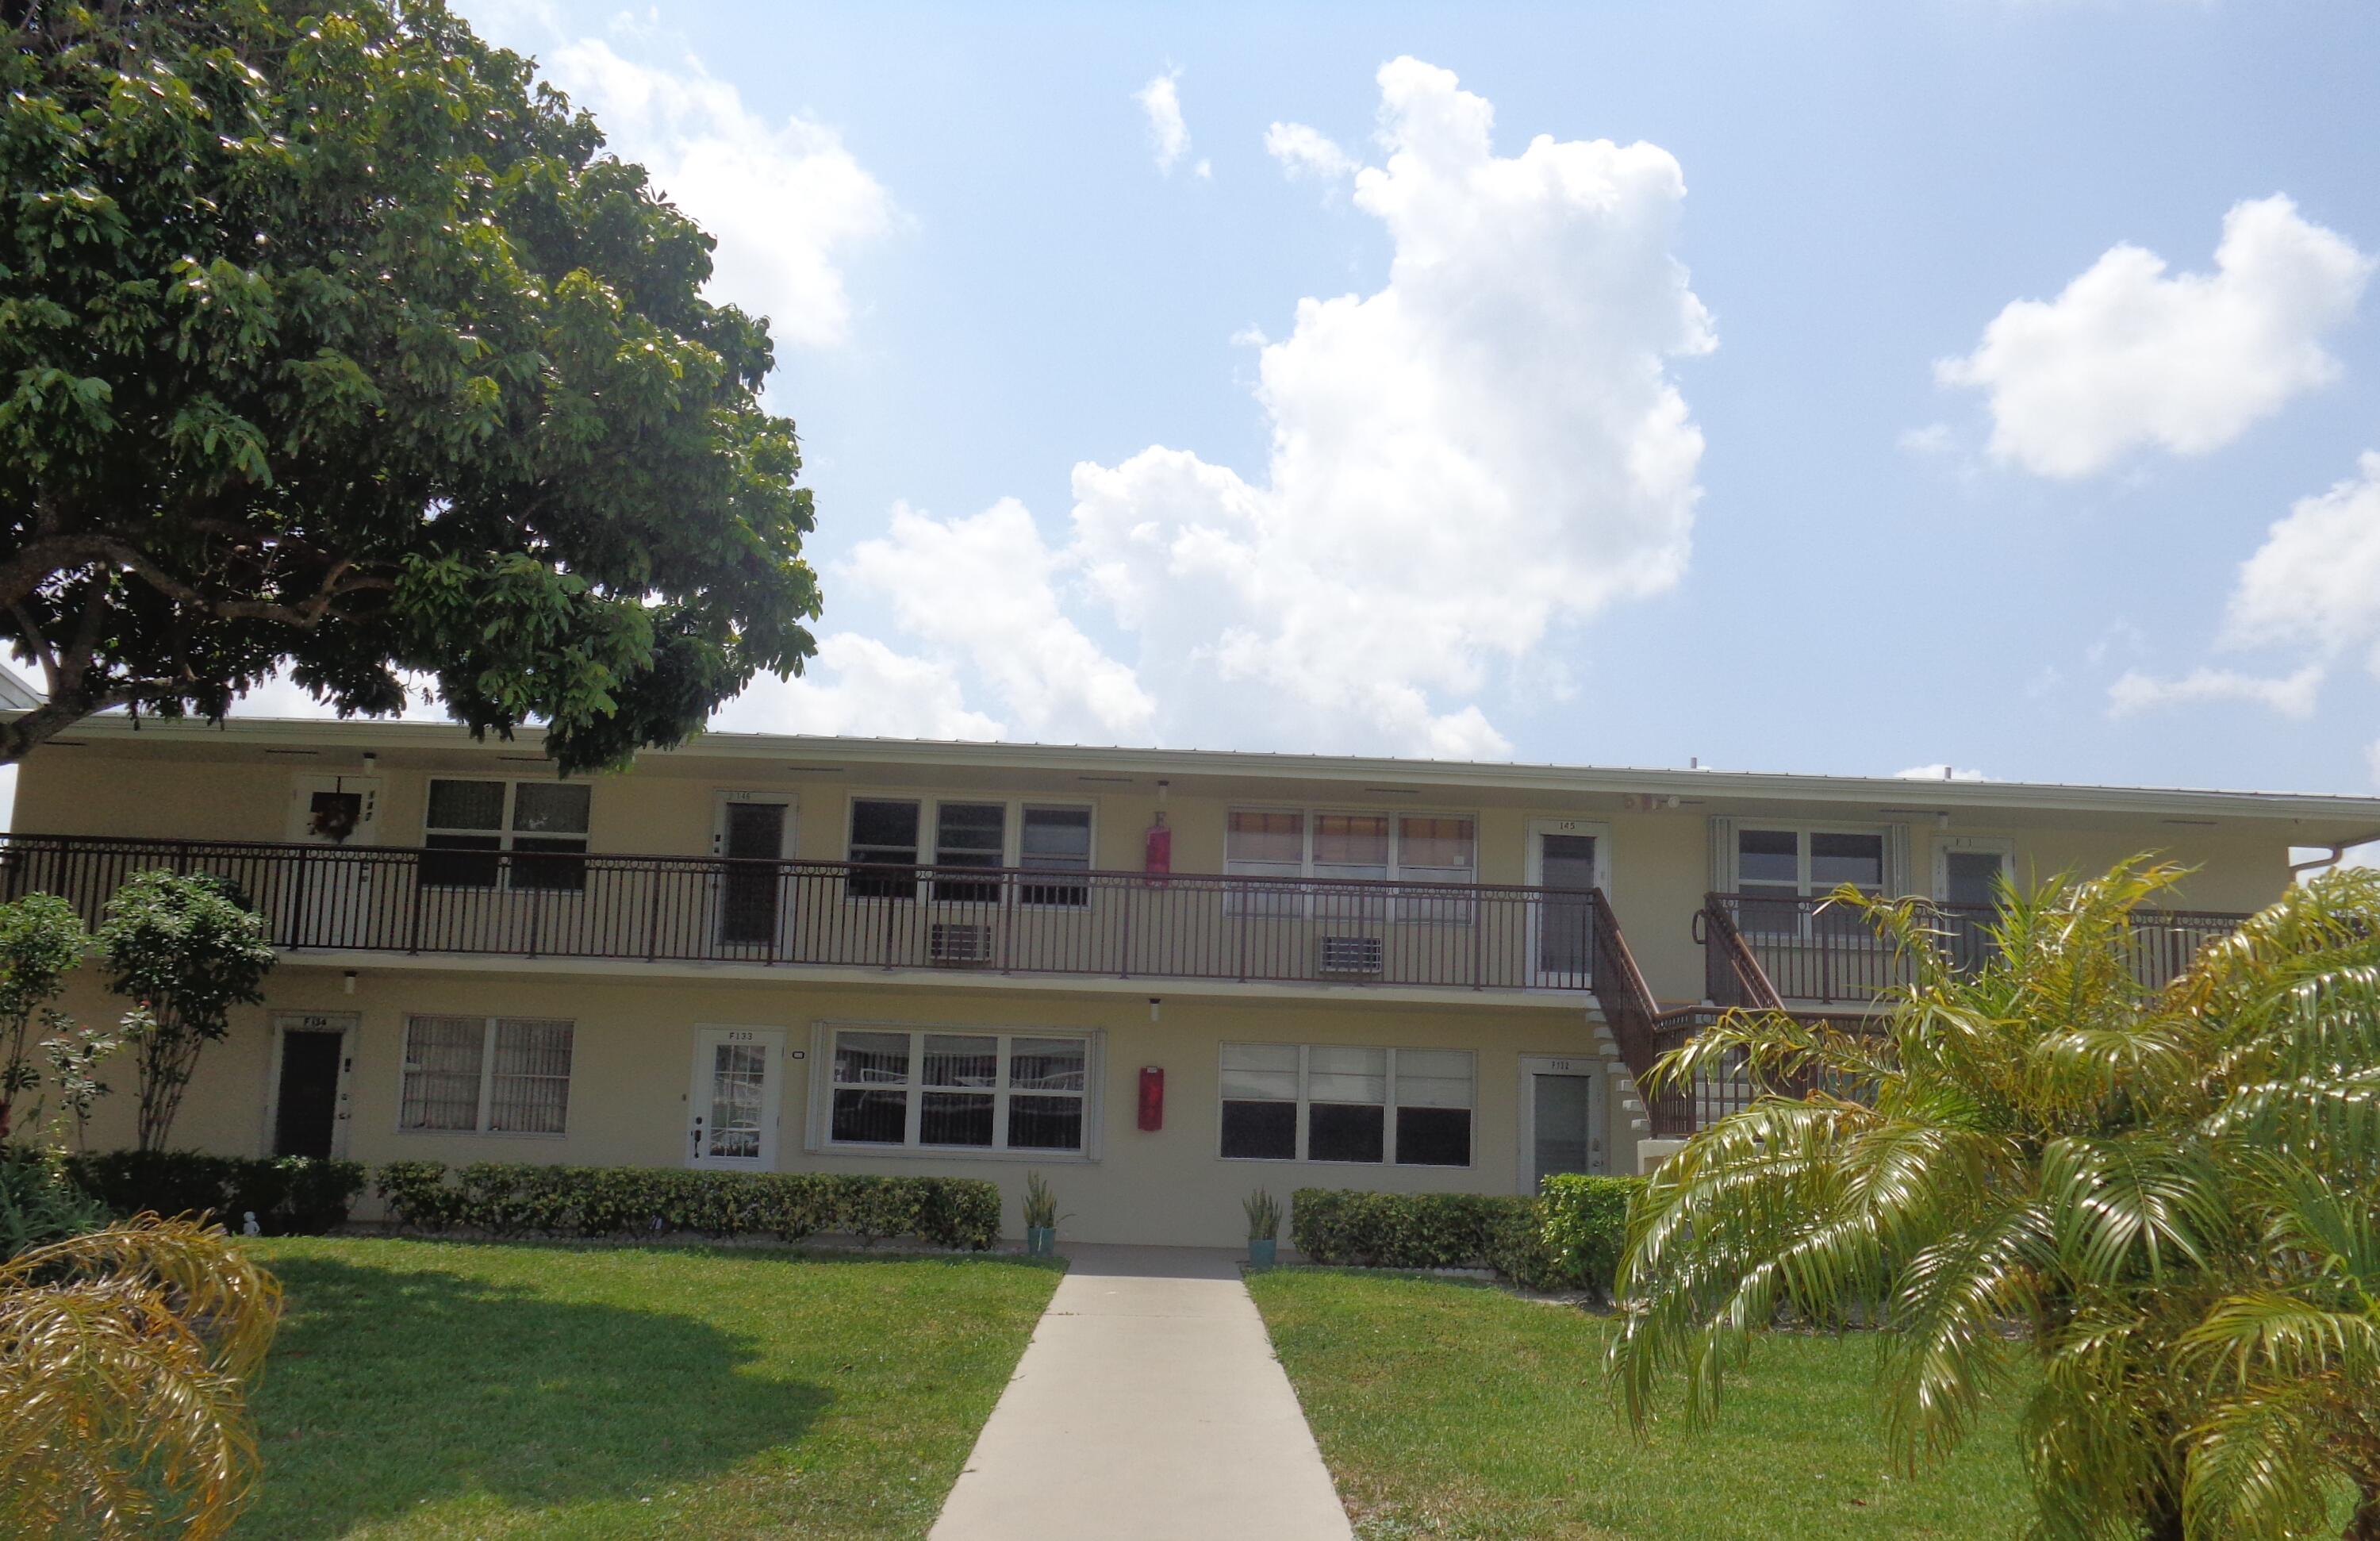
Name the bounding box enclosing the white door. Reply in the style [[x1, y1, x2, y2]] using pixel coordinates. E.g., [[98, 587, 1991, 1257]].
[[1518, 1055, 1605, 1192], [285, 775, 382, 947], [1526, 820, 1610, 987], [710, 794, 794, 956], [687, 1027, 785, 1170]]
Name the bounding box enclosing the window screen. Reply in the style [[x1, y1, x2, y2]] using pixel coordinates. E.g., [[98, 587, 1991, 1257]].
[[933, 804, 1005, 904], [399, 1016, 485, 1130], [509, 785, 590, 893], [827, 1028, 1089, 1153], [1019, 806, 1092, 907], [488, 1019, 574, 1133], [1219, 1042, 1299, 1159], [1393, 1049, 1474, 1166], [1305, 1045, 1385, 1162], [848, 801, 921, 900]]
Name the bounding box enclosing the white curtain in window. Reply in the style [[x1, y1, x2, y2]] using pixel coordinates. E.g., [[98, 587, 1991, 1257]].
[[401, 1016, 485, 1130], [488, 1018, 573, 1134]]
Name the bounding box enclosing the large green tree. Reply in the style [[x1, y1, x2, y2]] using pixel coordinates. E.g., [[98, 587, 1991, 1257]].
[[0, 0, 820, 770], [1611, 862, 2380, 1539]]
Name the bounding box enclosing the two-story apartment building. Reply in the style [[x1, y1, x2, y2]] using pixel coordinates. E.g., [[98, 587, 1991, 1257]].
[[8, 713, 2377, 1245]]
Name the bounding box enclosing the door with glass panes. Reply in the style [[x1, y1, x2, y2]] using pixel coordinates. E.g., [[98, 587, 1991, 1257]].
[[687, 1028, 785, 1170]]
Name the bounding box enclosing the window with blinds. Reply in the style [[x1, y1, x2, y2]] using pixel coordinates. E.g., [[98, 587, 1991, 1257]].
[[1224, 808, 1477, 920], [422, 780, 591, 891], [823, 1026, 1091, 1154], [1218, 1043, 1474, 1166], [399, 1015, 574, 1136]]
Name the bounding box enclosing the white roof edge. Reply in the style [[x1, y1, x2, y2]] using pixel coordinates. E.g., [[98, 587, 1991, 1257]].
[[28, 712, 2380, 827], [0, 664, 43, 713]]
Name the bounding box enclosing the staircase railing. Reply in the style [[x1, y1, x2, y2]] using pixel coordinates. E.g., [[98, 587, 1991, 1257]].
[[1584, 889, 1665, 1085], [1587, 890, 1743, 1140], [1698, 893, 1787, 1013]]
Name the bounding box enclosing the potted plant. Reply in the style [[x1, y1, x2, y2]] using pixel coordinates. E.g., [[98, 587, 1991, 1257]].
[[1022, 1171, 1063, 1258], [1243, 1189, 1282, 1267]]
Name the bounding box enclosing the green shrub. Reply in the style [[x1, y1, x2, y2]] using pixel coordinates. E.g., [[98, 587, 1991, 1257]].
[[1291, 1189, 1529, 1270], [66, 1149, 367, 1235], [374, 1159, 467, 1229], [0, 1145, 108, 1256], [1483, 1197, 1562, 1290], [374, 1162, 1002, 1250], [1537, 1174, 1640, 1299], [1290, 1178, 1644, 1299]]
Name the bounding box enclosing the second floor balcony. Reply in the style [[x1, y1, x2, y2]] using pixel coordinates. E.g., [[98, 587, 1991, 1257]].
[[1700, 890, 2248, 1005], [0, 833, 1609, 995]]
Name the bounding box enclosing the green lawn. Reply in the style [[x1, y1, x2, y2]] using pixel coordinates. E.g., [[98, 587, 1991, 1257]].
[[1248, 1269, 2033, 1541], [232, 1237, 1061, 1540]]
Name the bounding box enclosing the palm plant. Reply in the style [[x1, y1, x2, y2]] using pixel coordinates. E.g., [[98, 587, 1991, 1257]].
[[0, 1216, 283, 1539], [1610, 859, 2380, 1540]]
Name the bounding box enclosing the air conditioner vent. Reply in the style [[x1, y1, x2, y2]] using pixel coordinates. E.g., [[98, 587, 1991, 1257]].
[[1316, 935, 1384, 976], [929, 922, 995, 966]]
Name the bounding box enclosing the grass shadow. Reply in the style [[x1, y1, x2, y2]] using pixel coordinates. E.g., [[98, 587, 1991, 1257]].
[[238, 1251, 831, 1538]]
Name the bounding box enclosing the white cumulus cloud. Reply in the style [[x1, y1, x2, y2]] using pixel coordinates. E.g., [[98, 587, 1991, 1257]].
[[841, 500, 1157, 742], [710, 634, 1004, 740], [711, 58, 1713, 755], [2224, 451, 2380, 671], [2106, 664, 2324, 719], [1937, 196, 2373, 478], [547, 37, 893, 349], [1061, 57, 1714, 755], [1265, 121, 1356, 181], [1136, 70, 1203, 176]]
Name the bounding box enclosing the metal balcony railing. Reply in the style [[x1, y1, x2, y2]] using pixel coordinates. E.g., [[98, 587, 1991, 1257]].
[[1701, 890, 2246, 1005], [0, 833, 1614, 993]]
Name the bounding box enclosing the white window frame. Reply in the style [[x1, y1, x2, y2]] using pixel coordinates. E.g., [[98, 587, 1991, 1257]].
[[1730, 823, 1890, 936], [839, 794, 1098, 907], [421, 778, 593, 891], [1215, 1042, 1476, 1168], [805, 1021, 1104, 1161], [395, 1014, 574, 1137], [1223, 805, 1481, 921]]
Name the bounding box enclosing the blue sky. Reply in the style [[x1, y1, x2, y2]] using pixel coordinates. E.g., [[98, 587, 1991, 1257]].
[[276, 2, 2380, 794]]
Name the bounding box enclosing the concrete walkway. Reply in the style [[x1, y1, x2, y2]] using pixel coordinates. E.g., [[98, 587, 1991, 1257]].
[[930, 1244, 1354, 1541]]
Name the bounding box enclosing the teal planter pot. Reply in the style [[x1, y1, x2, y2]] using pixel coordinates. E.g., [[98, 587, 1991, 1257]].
[[1026, 1224, 1056, 1258], [1247, 1238, 1277, 1268]]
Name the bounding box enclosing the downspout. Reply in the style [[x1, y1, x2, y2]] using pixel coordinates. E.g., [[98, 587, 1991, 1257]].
[[2290, 832, 2380, 878]]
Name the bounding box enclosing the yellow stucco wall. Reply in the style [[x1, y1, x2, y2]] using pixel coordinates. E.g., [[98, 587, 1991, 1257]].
[[10, 738, 2306, 1006], [42, 963, 1620, 1247], [7, 729, 2336, 1247]]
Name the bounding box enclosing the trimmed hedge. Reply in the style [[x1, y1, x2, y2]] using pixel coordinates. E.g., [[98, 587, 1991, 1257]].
[[1538, 1173, 1640, 1298], [374, 1161, 1004, 1250], [1291, 1175, 1643, 1301], [67, 1150, 369, 1235]]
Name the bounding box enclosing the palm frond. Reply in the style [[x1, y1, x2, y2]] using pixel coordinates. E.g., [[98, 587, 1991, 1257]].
[[1881, 1194, 2049, 1470], [2178, 1290, 2380, 1388], [2039, 1134, 2227, 1287], [0, 1216, 282, 1541], [2179, 1383, 2348, 1541]]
